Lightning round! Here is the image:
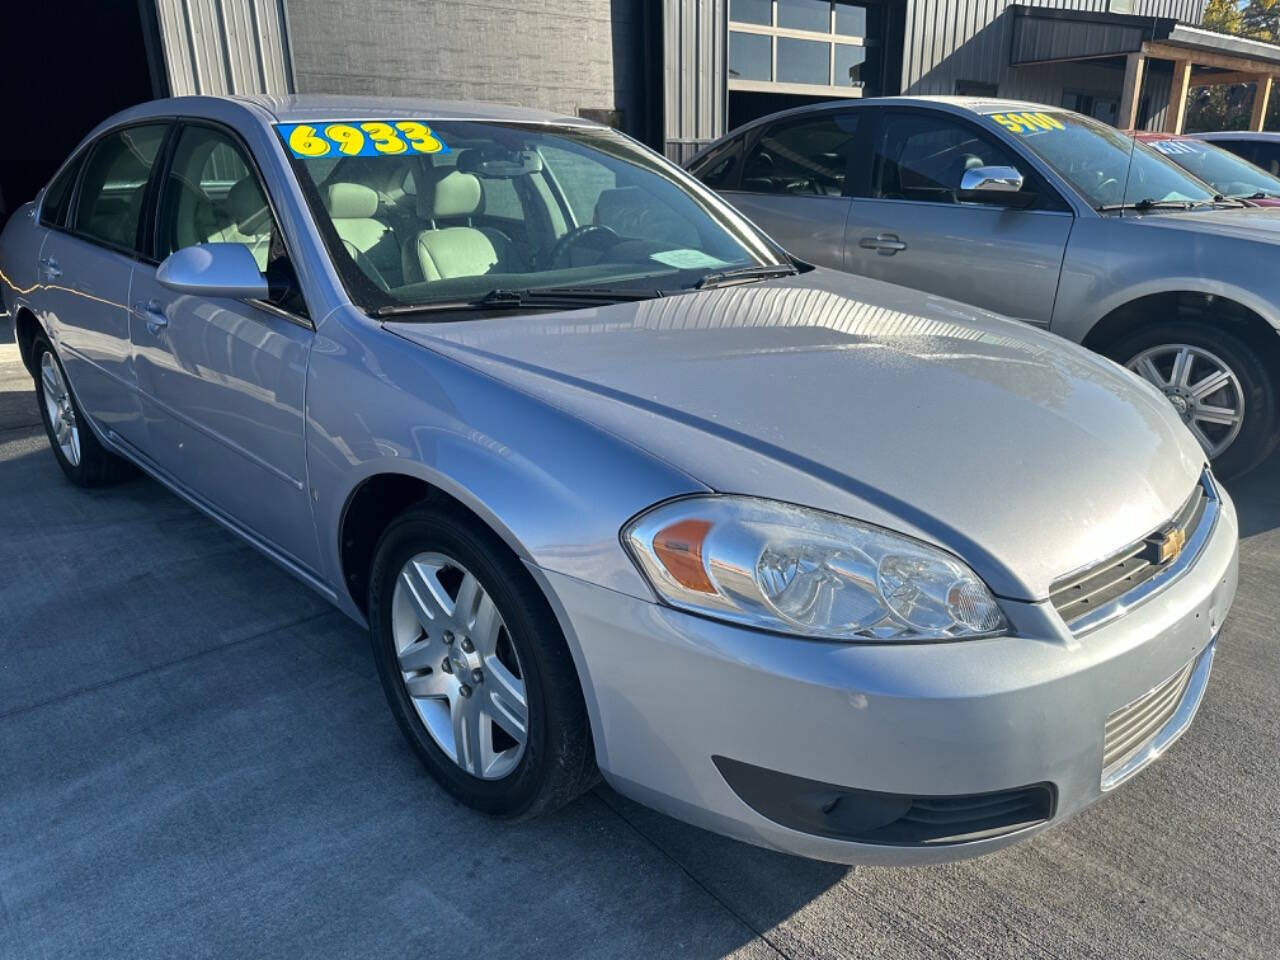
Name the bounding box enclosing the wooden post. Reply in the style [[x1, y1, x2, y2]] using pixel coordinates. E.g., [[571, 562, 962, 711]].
[[1166, 60, 1193, 133], [1119, 52, 1146, 130], [1251, 76, 1274, 131]]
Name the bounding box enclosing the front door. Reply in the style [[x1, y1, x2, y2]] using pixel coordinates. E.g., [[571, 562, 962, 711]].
[[845, 110, 1073, 326], [719, 110, 863, 270], [130, 121, 319, 572], [39, 123, 169, 447]]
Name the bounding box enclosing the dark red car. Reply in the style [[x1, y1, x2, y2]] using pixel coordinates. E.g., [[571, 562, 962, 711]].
[[1131, 131, 1280, 206]]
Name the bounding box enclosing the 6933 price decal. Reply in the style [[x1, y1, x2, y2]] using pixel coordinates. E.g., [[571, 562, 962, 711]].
[[276, 120, 450, 158]]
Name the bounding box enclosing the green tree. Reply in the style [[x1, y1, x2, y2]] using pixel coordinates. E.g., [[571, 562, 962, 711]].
[[1240, 0, 1280, 40], [1204, 0, 1244, 34]]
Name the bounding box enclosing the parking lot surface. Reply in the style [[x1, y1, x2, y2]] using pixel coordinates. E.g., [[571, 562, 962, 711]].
[[1, 335, 1277, 960]]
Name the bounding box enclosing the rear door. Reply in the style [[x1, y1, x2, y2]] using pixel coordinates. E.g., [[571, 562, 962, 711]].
[[717, 110, 862, 269], [843, 109, 1073, 326], [129, 120, 320, 572], [37, 123, 169, 447]]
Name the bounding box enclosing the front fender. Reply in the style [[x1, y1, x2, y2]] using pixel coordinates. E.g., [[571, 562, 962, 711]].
[[306, 308, 707, 616], [1054, 219, 1280, 343]]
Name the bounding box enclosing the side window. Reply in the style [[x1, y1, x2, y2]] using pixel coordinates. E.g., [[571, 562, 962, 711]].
[[156, 125, 279, 274], [741, 113, 860, 197], [691, 136, 744, 190], [71, 124, 168, 250], [40, 154, 85, 228], [479, 176, 523, 220], [872, 112, 1032, 206], [1253, 143, 1280, 177]]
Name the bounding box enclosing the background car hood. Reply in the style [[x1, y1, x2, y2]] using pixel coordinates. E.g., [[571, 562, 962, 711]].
[[1130, 205, 1280, 241], [388, 273, 1205, 601]]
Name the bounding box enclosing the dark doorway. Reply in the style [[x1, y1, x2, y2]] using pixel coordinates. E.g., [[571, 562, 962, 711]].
[[0, 0, 163, 221]]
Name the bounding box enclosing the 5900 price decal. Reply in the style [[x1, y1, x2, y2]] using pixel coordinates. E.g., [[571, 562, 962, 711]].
[[990, 112, 1066, 135], [277, 121, 450, 158]]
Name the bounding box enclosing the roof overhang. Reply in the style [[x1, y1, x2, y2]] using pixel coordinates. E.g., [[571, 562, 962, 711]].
[[1010, 5, 1280, 73]]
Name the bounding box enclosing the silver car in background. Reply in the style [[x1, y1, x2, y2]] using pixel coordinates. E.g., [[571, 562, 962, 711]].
[[689, 96, 1280, 476], [1, 95, 1237, 865]]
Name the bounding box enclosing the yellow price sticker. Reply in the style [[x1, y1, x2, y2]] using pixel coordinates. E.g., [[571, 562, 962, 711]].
[[279, 120, 451, 158], [990, 112, 1065, 135]]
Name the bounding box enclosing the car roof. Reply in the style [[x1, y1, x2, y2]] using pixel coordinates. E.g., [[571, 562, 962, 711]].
[[100, 93, 598, 130], [1192, 130, 1280, 142]]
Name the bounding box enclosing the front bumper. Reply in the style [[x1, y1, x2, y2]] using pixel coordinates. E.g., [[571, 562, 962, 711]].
[[533, 486, 1239, 865]]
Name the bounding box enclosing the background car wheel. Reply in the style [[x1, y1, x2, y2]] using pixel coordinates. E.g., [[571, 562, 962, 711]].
[[367, 503, 598, 819], [1107, 322, 1279, 478], [31, 337, 135, 487]]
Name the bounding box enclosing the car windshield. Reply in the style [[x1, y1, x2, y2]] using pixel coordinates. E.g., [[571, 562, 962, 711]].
[[1143, 137, 1280, 199], [980, 109, 1217, 209], [280, 119, 785, 314]]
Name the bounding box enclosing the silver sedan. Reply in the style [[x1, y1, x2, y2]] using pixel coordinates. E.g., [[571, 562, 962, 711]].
[[0, 95, 1237, 864]]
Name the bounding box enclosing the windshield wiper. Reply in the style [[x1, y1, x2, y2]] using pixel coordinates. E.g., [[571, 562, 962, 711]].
[[374, 285, 663, 318], [693, 263, 799, 290], [1096, 198, 1195, 212]]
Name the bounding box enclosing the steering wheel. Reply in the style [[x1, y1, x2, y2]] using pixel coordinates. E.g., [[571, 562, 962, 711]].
[[545, 224, 620, 269]]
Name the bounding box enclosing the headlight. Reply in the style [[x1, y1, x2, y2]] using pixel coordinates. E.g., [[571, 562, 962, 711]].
[[623, 497, 1006, 642]]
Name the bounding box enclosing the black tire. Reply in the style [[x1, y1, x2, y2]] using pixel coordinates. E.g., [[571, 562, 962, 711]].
[[368, 503, 597, 819], [31, 336, 135, 487], [1105, 322, 1280, 479]]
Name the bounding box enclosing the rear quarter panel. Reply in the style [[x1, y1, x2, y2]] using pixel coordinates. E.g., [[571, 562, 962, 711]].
[[0, 202, 48, 365]]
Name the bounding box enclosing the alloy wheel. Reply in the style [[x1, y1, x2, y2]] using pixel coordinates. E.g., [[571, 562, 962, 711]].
[[390, 552, 529, 780], [40, 350, 81, 467], [1127, 343, 1245, 459]]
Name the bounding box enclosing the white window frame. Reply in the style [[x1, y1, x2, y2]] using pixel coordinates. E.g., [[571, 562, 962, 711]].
[[728, 1, 871, 98]]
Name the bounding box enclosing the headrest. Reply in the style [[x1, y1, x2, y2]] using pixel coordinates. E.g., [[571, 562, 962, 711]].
[[417, 169, 482, 219], [324, 182, 379, 219], [227, 176, 271, 233]]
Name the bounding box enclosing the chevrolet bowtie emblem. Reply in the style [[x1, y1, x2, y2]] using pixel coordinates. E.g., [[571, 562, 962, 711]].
[[1157, 526, 1187, 565]]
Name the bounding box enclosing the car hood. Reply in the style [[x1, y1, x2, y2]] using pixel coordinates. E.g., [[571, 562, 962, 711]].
[[1129, 205, 1280, 241], [387, 272, 1205, 601]]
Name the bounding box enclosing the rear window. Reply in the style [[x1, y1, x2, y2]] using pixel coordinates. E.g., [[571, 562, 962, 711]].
[[40, 154, 85, 228]]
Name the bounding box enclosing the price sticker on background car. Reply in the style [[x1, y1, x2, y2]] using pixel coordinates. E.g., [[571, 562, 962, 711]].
[[989, 111, 1066, 136], [276, 120, 450, 158]]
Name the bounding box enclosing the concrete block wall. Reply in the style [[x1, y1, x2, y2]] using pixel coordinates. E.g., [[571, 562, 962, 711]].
[[284, 0, 642, 128]]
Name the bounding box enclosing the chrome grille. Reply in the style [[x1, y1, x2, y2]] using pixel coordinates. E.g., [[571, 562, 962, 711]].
[[1103, 660, 1195, 775], [1050, 478, 1211, 630]]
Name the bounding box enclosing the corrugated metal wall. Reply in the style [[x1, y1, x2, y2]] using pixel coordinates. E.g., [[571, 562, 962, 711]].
[[901, 1, 1205, 97], [664, 0, 728, 162], [154, 0, 294, 96]]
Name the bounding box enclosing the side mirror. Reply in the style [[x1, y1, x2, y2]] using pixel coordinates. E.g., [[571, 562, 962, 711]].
[[156, 243, 269, 300], [960, 165, 1025, 197]]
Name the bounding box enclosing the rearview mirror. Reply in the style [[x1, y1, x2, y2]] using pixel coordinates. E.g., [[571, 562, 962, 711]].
[[960, 165, 1025, 195], [156, 243, 269, 300], [457, 148, 544, 178]]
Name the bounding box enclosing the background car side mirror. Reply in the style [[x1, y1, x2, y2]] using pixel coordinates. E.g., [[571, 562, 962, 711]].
[[156, 243, 269, 301]]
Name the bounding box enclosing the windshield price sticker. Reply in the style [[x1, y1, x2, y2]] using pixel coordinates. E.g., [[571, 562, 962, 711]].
[[989, 112, 1066, 136], [277, 121, 450, 158], [1151, 139, 1198, 156]]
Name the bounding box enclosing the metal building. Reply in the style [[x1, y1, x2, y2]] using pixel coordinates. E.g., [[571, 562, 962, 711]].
[[6, 0, 1280, 219]]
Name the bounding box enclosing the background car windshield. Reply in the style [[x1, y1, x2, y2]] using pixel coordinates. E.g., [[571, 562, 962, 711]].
[[1146, 138, 1280, 199], [285, 121, 780, 311], [988, 111, 1217, 209]]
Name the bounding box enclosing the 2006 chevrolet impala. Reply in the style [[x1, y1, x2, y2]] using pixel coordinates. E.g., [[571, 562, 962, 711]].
[[0, 96, 1237, 864]]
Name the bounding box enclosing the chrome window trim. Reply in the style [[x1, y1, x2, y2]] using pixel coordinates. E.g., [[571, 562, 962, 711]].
[[1064, 471, 1219, 635], [1100, 639, 1215, 791]]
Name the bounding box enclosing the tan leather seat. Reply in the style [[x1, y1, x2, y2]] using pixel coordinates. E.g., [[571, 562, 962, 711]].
[[323, 182, 400, 290], [402, 170, 500, 283], [208, 177, 274, 270]]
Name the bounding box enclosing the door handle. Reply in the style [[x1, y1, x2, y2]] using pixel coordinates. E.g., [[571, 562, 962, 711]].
[[38, 257, 62, 281], [133, 299, 170, 335], [858, 233, 908, 256]]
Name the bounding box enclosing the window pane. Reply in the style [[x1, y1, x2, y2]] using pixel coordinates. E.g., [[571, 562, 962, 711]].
[[778, 0, 831, 32], [742, 113, 859, 196], [873, 113, 1018, 204], [834, 44, 867, 87], [539, 144, 617, 225], [72, 125, 167, 250], [41, 155, 84, 228], [834, 3, 866, 36], [730, 0, 772, 25], [777, 37, 830, 85], [692, 137, 744, 190], [729, 31, 772, 81], [157, 126, 278, 274]]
